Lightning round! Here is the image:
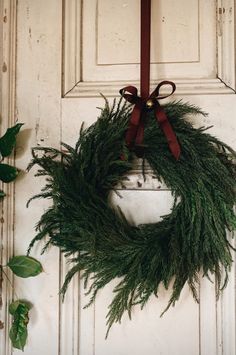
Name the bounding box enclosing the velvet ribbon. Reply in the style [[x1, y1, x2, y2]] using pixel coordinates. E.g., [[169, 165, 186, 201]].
[[120, 0, 180, 160], [120, 81, 181, 160]]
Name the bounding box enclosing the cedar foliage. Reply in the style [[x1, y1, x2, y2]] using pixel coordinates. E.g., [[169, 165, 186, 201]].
[[27, 99, 236, 336]]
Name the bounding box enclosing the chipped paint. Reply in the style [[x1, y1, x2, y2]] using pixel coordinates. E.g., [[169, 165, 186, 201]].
[[35, 122, 40, 139], [2, 62, 7, 72], [26, 6, 30, 19], [218, 7, 225, 15]]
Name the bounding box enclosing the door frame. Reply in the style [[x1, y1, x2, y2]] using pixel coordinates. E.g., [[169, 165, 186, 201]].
[[0, 1, 17, 354]]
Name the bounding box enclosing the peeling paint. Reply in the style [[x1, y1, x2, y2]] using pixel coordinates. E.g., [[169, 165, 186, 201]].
[[35, 122, 40, 138], [35, 95, 41, 143], [218, 7, 225, 15], [2, 62, 7, 72], [0, 320, 4, 329], [26, 6, 30, 19]]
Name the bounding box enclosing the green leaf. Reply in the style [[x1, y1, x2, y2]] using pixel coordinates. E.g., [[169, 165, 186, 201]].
[[9, 326, 27, 351], [7, 256, 43, 278], [9, 300, 31, 351], [0, 123, 24, 158], [9, 300, 21, 315], [0, 190, 6, 199], [0, 163, 18, 183], [9, 300, 30, 315]]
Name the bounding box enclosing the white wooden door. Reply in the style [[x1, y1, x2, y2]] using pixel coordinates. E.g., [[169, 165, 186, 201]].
[[1, 1, 236, 354]]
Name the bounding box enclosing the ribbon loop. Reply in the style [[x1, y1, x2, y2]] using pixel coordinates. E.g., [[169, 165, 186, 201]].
[[151, 80, 176, 100], [119, 86, 140, 104], [120, 81, 181, 160]]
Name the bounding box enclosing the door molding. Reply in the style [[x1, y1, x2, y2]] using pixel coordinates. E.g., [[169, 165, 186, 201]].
[[62, 0, 236, 98], [0, 1, 17, 354]]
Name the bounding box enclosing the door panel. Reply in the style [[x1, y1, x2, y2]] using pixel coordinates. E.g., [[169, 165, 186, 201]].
[[4, 1, 235, 355], [61, 94, 236, 355]]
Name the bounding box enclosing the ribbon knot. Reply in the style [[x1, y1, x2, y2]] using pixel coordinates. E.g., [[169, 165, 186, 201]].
[[120, 80, 181, 160]]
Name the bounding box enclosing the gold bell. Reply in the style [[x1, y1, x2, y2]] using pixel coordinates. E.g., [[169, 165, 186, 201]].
[[146, 99, 154, 109]]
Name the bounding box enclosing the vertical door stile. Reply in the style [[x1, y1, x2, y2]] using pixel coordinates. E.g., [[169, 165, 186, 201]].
[[0, 1, 17, 355]]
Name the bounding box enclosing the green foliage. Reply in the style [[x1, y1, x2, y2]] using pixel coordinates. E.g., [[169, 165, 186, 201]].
[[9, 300, 31, 351], [0, 123, 24, 158], [4, 255, 40, 350], [28, 98, 236, 335], [0, 123, 23, 185], [7, 255, 43, 278], [0, 122, 37, 350], [0, 163, 18, 183], [0, 190, 5, 198]]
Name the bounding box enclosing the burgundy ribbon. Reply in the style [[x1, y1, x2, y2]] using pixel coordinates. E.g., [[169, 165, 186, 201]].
[[120, 80, 181, 160]]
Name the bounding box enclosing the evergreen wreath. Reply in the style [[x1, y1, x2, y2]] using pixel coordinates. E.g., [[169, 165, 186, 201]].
[[28, 98, 236, 336]]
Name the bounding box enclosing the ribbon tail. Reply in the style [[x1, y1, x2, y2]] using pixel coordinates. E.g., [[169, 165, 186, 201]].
[[135, 117, 146, 146], [164, 123, 181, 160], [155, 110, 181, 160]]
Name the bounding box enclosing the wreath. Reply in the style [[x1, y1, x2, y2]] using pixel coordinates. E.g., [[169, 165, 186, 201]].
[[28, 97, 236, 336]]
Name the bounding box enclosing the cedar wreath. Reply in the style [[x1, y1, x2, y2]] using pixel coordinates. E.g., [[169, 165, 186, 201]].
[[27, 98, 236, 336]]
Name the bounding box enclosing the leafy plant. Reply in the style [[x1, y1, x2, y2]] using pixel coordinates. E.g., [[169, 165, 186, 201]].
[[1, 256, 42, 351], [0, 123, 23, 191], [8, 255, 42, 278], [0, 123, 42, 350], [9, 300, 31, 351]]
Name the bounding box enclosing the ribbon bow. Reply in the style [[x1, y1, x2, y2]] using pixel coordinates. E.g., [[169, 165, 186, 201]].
[[120, 80, 181, 160]]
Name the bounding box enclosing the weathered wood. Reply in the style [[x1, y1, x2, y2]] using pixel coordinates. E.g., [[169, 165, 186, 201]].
[[13, 1, 62, 354], [1, 1, 235, 354], [0, 1, 17, 354]]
